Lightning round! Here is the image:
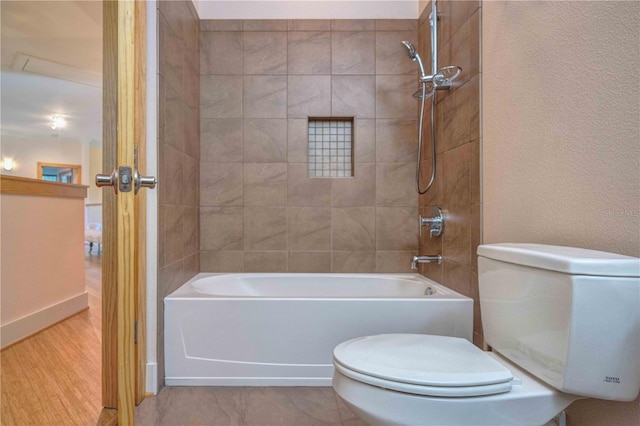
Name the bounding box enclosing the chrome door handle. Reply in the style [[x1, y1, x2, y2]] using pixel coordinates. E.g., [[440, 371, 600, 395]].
[[95, 168, 118, 194], [134, 170, 157, 194]]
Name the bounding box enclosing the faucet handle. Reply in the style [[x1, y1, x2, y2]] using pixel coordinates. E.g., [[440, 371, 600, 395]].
[[419, 207, 444, 238]]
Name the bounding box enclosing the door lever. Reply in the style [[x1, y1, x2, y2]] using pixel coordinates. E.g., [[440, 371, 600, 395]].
[[95, 168, 118, 194], [134, 170, 157, 195]]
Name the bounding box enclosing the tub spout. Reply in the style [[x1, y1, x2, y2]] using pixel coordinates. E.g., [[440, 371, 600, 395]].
[[411, 255, 442, 270]]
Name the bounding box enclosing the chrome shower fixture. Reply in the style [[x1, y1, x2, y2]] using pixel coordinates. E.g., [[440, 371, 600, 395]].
[[401, 41, 427, 80], [401, 0, 463, 195]]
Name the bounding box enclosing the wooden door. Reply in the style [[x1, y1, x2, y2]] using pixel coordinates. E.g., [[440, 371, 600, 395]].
[[102, 0, 148, 424]]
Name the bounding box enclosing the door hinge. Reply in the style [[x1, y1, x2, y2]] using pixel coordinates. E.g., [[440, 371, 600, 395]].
[[134, 320, 138, 343]]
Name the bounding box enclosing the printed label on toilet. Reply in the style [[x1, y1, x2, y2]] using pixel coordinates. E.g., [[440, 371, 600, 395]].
[[604, 376, 621, 384]]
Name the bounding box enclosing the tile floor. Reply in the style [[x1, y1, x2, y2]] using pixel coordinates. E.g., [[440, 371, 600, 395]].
[[135, 386, 366, 426]]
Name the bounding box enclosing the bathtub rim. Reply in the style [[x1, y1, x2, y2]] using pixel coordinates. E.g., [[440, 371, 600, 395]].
[[165, 272, 469, 301]]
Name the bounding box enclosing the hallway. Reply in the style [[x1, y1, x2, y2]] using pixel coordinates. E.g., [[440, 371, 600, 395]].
[[0, 249, 102, 425]]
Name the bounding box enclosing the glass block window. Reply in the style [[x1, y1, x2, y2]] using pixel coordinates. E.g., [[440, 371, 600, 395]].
[[308, 118, 353, 177]]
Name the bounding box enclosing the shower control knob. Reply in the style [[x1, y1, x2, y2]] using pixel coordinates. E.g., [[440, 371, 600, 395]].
[[419, 206, 445, 238]]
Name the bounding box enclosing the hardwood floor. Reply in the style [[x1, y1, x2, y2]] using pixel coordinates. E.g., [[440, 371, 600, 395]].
[[1, 247, 102, 425]]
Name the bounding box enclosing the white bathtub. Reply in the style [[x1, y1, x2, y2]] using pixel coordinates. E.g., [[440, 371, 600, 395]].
[[164, 273, 472, 386]]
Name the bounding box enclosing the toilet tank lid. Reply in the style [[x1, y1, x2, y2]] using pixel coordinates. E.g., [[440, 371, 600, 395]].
[[477, 244, 640, 277]]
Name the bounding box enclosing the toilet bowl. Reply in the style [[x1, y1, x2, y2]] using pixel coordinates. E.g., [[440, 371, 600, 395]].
[[332, 334, 579, 426], [332, 244, 640, 426]]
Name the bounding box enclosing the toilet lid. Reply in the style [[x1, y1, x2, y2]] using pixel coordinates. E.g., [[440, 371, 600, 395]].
[[334, 334, 513, 396]]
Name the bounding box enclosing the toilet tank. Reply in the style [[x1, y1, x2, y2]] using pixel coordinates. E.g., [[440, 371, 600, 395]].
[[477, 244, 640, 401]]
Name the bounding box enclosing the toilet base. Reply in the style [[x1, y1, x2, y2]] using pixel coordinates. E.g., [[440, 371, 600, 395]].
[[333, 353, 581, 426]]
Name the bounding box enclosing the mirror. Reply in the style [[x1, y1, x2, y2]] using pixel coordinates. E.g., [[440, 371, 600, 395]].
[[37, 162, 82, 184]]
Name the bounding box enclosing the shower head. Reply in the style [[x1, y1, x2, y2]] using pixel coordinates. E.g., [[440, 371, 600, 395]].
[[401, 41, 427, 79], [402, 41, 418, 59]]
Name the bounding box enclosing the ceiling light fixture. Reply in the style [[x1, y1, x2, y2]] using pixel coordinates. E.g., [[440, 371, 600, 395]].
[[50, 115, 66, 130]]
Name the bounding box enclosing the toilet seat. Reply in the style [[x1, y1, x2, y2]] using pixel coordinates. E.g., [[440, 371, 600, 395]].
[[333, 334, 514, 397]]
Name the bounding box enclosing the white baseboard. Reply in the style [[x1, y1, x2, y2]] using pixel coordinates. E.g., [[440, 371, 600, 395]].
[[146, 362, 158, 395], [1, 292, 89, 349]]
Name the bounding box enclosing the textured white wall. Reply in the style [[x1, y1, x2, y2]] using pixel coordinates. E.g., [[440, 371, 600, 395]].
[[1, 195, 86, 326], [482, 0, 640, 257], [482, 1, 640, 423], [0, 135, 86, 182]]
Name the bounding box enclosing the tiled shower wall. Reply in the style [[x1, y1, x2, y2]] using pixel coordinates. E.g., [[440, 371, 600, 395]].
[[199, 19, 422, 273], [157, 0, 199, 386], [417, 1, 482, 346]]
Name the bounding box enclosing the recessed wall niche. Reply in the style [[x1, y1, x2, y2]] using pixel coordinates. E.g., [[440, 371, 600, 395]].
[[308, 117, 354, 178]]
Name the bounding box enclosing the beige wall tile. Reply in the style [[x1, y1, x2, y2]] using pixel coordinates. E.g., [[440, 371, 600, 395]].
[[375, 19, 418, 31], [470, 139, 480, 205], [470, 203, 481, 270], [159, 15, 184, 95], [287, 163, 332, 206], [287, 119, 309, 163], [331, 31, 375, 74], [200, 207, 244, 250], [288, 252, 332, 272], [158, 205, 166, 267], [376, 251, 417, 272], [287, 207, 331, 250], [200, 32, 243, 75], [449, 1, 480, 43], [200, 163, 243, 206], [200, 119, 243, 163], [288, 32, 331, 75], [184, 253, 199, 283], [243, 76, 287, 118], [332, 251, 376, 272], [331, 76, 375, 118], [443, 260, 472, 297], [244, 207, 287, 250], [331, 20, 375, 31], [243, 251, 288, 272], [287, 75, 331, 118], [288, 20, 331, 31], [243, 20, 287, 31], [165, 206, 184, 265], [375, 75, 418, 119], [376, 163, 417, 206], [331, 163, 376, 207], [355, 119, 376, 163], [442, 142, 470, 207], [449, 11, 480, 86], [376, 119, 418, 163], [442, 75, 479, 150], [376, 206, 419, 250], [244, 163, 288, 206], [184, 105, 199, 159], [201, 75, 243, 118], [200, 20, 243, 32], [200, 251, 244, 272], [376, 31, 419, 75], [333, 207, 376, 251], [442, 203, 471, 265], [164, 85, 185, 152], [244, 119, 287, 162], [418, 155, 443, 206], [244, 32, 287, 75], [183, 154, 198, 206], [163, 143, 184, 206], [183, 206, 198, 256]]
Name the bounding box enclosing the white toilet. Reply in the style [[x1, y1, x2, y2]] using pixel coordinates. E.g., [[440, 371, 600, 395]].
[[332, 244, 640, 425]]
